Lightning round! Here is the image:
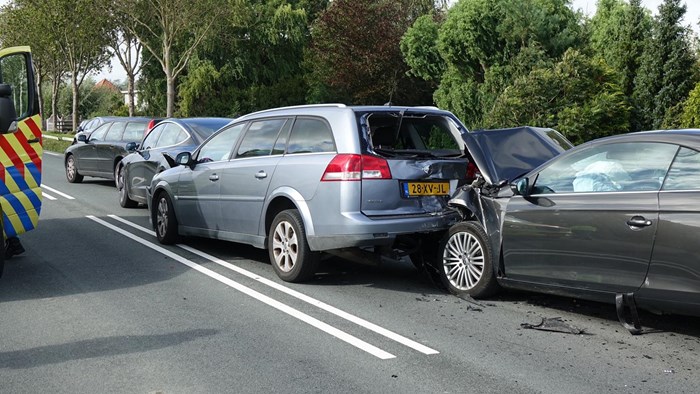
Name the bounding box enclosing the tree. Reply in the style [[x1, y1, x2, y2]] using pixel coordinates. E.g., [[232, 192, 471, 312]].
[[0, 1, 68, 128], [308, 0, 436, 105], [177, 0, 327, 117], [107, 17, 147, 117], [26, 0, 112, 131], [679, 81, 700, 127], [483, 49, 629, 144], [632, 0, 697, 130], [109, 0, 224, 117]]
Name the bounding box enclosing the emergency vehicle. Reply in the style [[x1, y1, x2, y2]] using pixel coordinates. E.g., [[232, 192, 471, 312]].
[[0, 46, 42, 277]]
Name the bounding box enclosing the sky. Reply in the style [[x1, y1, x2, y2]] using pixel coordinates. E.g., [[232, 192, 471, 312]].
[[2, 0, 697, 82]]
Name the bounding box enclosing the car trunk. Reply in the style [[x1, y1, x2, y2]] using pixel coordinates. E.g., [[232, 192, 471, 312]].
[[358, 111, 468, 217]]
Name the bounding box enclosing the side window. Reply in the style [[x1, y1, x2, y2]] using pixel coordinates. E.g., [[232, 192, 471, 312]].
[[89, 123, 110, 142], [197, 123, 246, 163], [287, 118, 335, 154], [236, 118, 287, 158], [662, 147, 700, 191], [106, 122, 126, 141], [141, 123, 165, 150], [156, 123, 188, 147], [122, 122, 146, 142], [534, 142, 677, 194], [0, 52, 30, 119]]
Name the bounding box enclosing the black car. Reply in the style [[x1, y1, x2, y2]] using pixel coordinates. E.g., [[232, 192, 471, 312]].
[[117, 117, 233, 207], [64, 117, 153, 184], [438, 129, 700, 329], [72, 116, 126, 144]]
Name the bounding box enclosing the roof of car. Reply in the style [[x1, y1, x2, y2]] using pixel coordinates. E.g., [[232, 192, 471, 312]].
[[234, 104, 454, 121], [582, 129, 700, 150]]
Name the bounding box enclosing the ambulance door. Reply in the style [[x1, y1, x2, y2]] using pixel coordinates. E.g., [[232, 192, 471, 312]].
[[0, 46, 42, 238]]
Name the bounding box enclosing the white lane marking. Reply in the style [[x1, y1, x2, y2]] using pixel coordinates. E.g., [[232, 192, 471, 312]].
[[43, 151, 63, 157], [89, 215, 396, 360], [43, 193, 57, 201], [108, 214, 440, 355], [41, 185, 75, 200]]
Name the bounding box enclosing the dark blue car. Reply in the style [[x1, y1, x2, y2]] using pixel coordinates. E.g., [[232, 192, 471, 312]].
[[117, 117, 233, 207]]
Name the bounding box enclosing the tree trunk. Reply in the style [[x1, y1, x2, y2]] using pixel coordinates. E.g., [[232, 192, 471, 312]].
[[166, 73, 175, 117], [51, 76, 60, 129], [127, 72, 135, 116], [71, 73, 79, 133]]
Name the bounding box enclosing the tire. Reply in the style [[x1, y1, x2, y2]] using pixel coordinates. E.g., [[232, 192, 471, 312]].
[[154, 192, 179, 244], [117, 165, 138, 208], [268, 209, 318, 282], [438, 221, 500, 298], [65, 155, 83, 183]]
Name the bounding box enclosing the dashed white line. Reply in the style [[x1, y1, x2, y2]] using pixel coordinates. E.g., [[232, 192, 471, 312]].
[[43, 193, 57, 201], [107, 214, 440, 356], [41, 184, 75, 200], [88, 215, 396, 360]]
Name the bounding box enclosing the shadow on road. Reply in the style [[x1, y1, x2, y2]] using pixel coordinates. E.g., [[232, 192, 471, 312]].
[[0, 328, 217, 369]]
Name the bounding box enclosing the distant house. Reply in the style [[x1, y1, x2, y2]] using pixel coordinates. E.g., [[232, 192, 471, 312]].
[[94, 78, 141, 109], [94, 78, 120, 93]]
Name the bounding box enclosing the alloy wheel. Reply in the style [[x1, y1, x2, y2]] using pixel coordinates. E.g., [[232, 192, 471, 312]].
[[156, 197, 169, 238], [442, 231, 485, 290], [271, 221, 298, 273]]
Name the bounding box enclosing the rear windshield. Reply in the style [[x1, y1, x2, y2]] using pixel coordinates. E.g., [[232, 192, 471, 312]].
[[358, 112, 466, 158]]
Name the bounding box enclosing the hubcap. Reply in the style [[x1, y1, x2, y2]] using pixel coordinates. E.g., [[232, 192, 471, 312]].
[[156, 197, 168, 237], [271, 221, 298, 273], [67, 158, 75, 179], [443, 231, 485, 290]]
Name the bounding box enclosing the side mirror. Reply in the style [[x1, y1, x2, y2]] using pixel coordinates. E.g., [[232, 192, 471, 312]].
[[175, 152, 192, 166], [125, 141, 138, 152], [511, 178, 530, 196], [77, 134, 88, 143], [0, 84, 18, 134]]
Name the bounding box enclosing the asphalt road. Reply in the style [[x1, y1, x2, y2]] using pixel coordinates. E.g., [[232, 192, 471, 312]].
[[1, 151, 699, 393]]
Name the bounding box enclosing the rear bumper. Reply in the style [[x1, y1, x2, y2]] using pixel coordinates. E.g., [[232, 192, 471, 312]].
[[306, 211, 459, 250]]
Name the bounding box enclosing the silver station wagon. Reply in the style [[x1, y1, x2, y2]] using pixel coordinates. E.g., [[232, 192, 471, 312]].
[[147, 104, 567, 282]]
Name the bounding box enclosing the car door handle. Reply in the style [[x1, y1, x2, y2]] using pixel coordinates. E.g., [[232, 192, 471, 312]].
[[627, 216, 652, 228], [209, 174, 219, 181], [255, 171, 267, 179]]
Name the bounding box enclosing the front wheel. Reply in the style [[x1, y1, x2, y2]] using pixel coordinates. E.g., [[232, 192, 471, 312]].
[[154, 192, 179, 244], [438, 221, 500, 298], [268, 209, 318, 282], [65, 155, 83, 183], [117, 166, 138, 208]]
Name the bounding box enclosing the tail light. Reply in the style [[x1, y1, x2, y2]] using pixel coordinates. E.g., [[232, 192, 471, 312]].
[[466, 161, 479, 179], [321, 154, 392, 181], [146, 119, 157, 131]]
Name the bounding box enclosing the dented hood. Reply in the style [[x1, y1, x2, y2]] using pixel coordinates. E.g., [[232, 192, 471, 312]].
[[463, 126, 573, 185]]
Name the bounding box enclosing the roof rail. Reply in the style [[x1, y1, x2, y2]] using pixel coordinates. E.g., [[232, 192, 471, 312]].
[[241, 103, 347, 118]]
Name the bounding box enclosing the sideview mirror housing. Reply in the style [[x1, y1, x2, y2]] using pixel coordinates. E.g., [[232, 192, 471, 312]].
[[125, 141, 138, 152], [77, 134, 88, 143], [175, 152, 192, 166], [0, 84, 17, 134], [511, 178, 530, 196]]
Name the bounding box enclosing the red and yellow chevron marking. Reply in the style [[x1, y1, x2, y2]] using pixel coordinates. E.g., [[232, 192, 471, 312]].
[[0, 113, 43, 238]]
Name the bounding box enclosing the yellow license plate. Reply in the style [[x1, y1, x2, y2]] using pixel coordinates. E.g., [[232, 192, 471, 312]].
[[403, 182, 450, 197]]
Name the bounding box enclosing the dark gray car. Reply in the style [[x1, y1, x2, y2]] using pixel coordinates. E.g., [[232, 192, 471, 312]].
[[64, 118, 151, 184], [439, 129, 700, 328]]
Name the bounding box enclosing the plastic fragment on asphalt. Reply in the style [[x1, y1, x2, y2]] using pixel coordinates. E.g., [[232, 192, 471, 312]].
[[520, 317, 586, 335]]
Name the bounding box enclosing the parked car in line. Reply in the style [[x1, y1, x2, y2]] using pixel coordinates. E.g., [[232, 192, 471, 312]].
[[64, 117, 153, 184], [146, 105, 572, 283], [72, 116, 125, 144], [439, 129, 700, 327], [117, 117, 233, 208]]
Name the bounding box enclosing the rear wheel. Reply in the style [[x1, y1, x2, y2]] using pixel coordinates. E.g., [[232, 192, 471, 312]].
[[65, 155, 83, 183], [154, 192, 178, 244], [117, 166, 138, 208], [268, 209, 318, 282], [438, 221, 499, 298]]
